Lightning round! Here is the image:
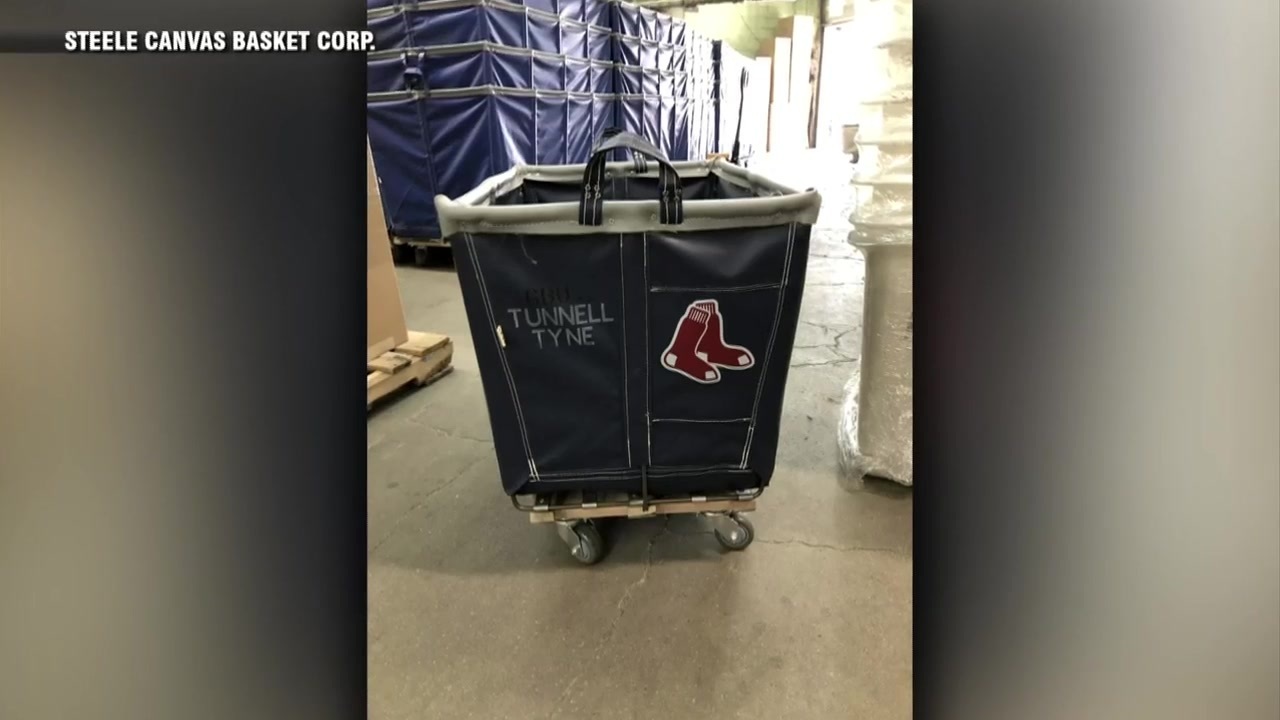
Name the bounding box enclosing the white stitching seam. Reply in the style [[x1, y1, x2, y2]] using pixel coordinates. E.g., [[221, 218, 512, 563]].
[[649, 282, 781, 293], [651, 417, 751, 423], [643, 231, 653, 467], [465, 233, 540, 482], [533, 465, 754, 481], [619, 233, 632, 467], [739, 222, 795, 469]]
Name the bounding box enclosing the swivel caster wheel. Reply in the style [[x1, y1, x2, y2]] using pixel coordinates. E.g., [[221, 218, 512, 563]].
[[713, 512, 754, 551], [557, 521, 605, 565]]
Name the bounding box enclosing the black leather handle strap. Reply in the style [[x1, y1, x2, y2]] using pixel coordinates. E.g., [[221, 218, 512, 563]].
[[730, 67, 748, 165], [578, 130, 684, 227], [592, 127, 648, 173]]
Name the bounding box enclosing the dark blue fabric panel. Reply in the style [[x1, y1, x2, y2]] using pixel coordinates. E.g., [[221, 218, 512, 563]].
[[368, 12, 408, 51], [695, 99, 706, 159], [526, 0, 557, 14], [560, 23, 587, 57], [672, 96, 690, 160], [618, 94, 644, 138], [613, 34, 640, 65], [672, 45, 687, 72], [640, 39, 658, 68], [704, 97, 714, 156], [616, 65, 642, 94], [591, 95, 616, 155], [639, 6, 658, 41], [657, 42, 673, 71], [559, 0, 585, 23], [491, 93, 536, 170], [589, 60, 614, 93], [674, 70, 688, 97], [424, 94, 492, 202], [690, 97, 700, 158], [583, 0, 609, 28], [671, 18, 686, 45], [367, 0, 396, 8], [535, 95, 568, 165], [533, 53, 565, 90], [367, 97, 439, 237], [404, 5, 484, 46], [659, 70, 674, 97], [490, 51, 533, 88], [424, 50, 486, 89], [587, 26, 611, 61], [566, 95, 594, 162], [565, 56, 590, 93], [488, 6, 528, 48], [659, 96, 674, 159], [655, 13, 672, 43], [641, 67, 659, 96], [709, 98, 718, 155], [367, 56, 406, 94], [613, 2, 639, 35], [528, 13, 559, 53], [642, 95, 661, 148]]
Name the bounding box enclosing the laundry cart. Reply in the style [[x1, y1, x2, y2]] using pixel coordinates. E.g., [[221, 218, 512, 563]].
[[435, 131, 821, 564]]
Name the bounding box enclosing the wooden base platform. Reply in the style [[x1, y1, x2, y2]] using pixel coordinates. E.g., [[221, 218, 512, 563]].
[[367, 330, 453, 410], [526, 491, 757, 524]]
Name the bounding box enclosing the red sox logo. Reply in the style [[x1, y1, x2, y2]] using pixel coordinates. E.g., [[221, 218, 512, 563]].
[[660, 299, 755, 384]]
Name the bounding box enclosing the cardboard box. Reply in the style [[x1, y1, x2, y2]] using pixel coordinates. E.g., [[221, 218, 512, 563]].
[[366, 143, 409, 361]]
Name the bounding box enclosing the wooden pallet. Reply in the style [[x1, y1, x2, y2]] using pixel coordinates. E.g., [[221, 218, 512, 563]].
[[367, 330, 453, 410], [526, 491, 757, 524]]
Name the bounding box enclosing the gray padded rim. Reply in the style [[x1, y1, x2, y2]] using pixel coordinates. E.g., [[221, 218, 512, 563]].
[[435, 159, 821, 236]]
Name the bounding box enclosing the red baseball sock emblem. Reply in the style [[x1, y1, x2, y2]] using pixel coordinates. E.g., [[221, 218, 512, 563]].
[[661, 299, 755, 384]]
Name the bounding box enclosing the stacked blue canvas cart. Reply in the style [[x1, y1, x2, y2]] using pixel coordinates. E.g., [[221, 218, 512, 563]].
[[367, 0, 740, 245]]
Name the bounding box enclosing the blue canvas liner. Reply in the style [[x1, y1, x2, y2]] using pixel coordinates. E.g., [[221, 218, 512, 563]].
[[366, 0, 723, 239], [368, 88, 617, 238], [366, 43, 605, 94], [368, 0, 612, 54]]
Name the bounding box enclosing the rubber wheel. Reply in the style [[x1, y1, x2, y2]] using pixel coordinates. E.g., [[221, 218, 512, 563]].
[[571, 523, 605, 565], [390, 242, 413, 265], [714, 514, 754, 551]]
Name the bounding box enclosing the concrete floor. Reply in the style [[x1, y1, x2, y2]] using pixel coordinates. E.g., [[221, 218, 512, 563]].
[[368, 151, 912, 719]]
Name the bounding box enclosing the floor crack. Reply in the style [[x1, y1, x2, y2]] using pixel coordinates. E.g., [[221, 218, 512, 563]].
[[368, 456, 487, 555], [755, 537, 909, 557], [548, 518, 671, 717], [791, 359, 858, 369], [409, 416, 493, 445]]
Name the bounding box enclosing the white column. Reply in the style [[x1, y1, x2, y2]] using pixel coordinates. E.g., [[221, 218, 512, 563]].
[[840, 0, 913, 486]]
